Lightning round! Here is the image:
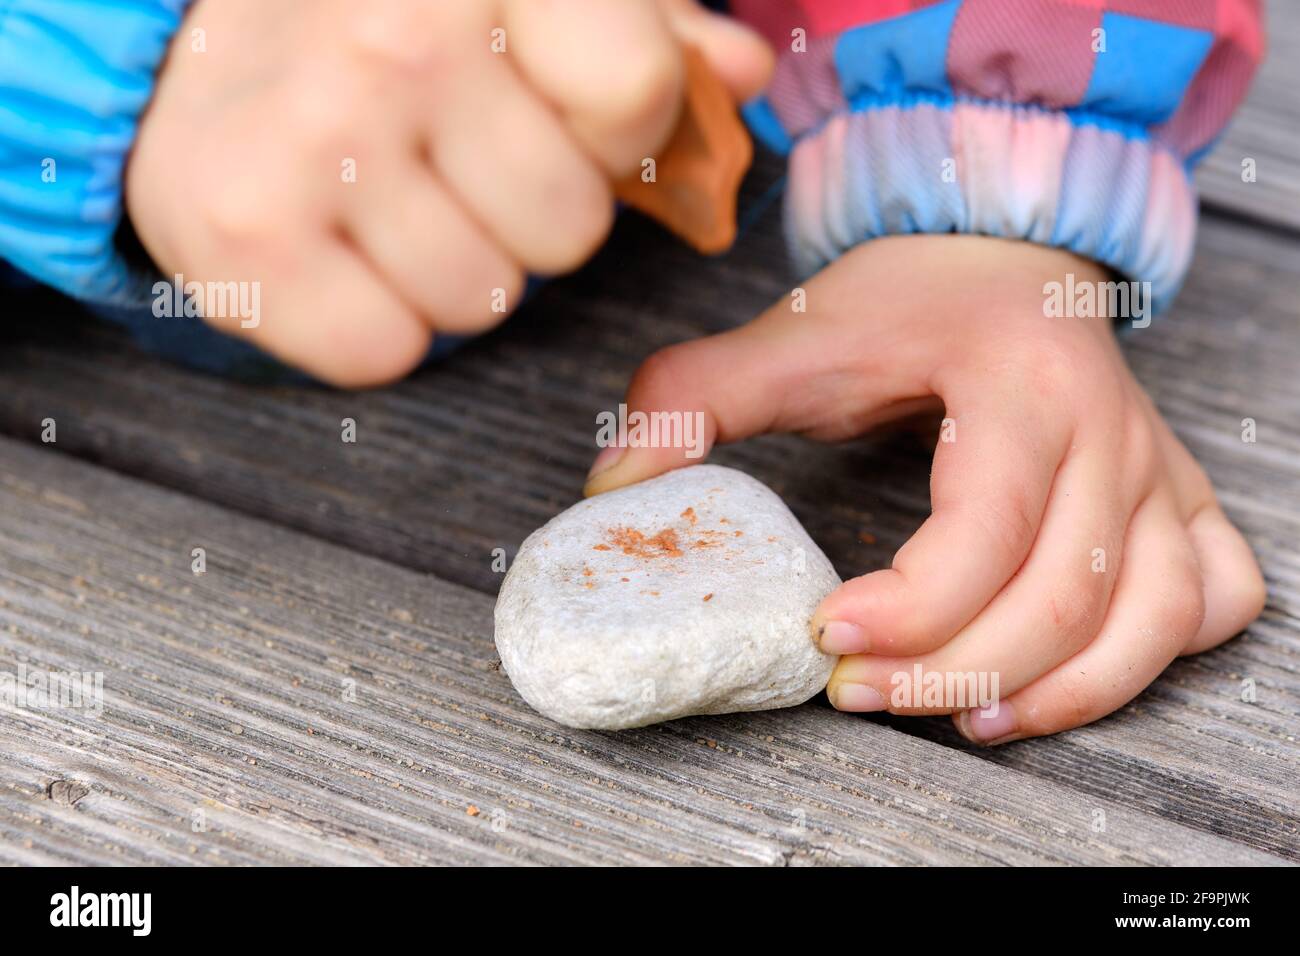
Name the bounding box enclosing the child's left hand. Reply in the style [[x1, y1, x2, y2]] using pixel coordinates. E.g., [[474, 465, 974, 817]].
[[585, 234, 1266, 743]]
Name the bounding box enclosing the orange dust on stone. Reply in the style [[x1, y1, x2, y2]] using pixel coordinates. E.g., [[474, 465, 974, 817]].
[[606, 526, 683, 558]]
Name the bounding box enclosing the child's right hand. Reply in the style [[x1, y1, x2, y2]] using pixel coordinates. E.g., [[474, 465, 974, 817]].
[[126, 0, 771, 385]]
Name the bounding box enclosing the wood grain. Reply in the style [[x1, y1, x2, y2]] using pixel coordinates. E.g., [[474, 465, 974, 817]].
[[0, 192, 1297, 859], [0, 204, 1294, 858], [2, 22, 1299, 863], [0, 438, 1285, 865]]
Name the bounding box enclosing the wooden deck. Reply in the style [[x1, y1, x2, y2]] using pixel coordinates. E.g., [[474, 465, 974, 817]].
[[1, 4, 1297, 865]]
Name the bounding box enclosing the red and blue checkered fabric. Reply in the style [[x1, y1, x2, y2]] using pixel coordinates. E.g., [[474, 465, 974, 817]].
[[731, 0, 1264, 309]]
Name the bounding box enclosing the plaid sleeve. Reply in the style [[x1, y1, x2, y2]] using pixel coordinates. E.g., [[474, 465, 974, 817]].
[[731, 0, 1265, 311]]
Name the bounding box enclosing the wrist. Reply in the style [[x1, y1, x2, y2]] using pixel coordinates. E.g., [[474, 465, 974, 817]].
[[839, 234, 1113, 318]]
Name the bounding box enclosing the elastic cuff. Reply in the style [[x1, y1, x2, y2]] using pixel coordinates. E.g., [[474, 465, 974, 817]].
[[0, 0, 191, 305], [781, 96, 1198, 313]]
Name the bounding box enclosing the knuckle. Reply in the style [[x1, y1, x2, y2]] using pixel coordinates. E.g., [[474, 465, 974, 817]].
[[205, 175, 278, 245], [629, 343, 689, 400], [845, 572, 944, 656], [1047, 572, 1110, 651], [1054, 678, 1100, 733], [971, 488, 1039, 564], [287, 73, 365, 157], [545, 178, 614, 272], [608, 42, 684, 130], [1180, 458, 1216, 506], [1163, 560, 1207, 643], [883, 600, 946, 656], [447, 261, 526, 332], [1121, 412, 1159, 479], [1240, 562, 1268, 621], [344, 4, 446, 76], [1180, 579, 1209, 639], [321, 329, 431, 389], [490, 262, 527, 313]]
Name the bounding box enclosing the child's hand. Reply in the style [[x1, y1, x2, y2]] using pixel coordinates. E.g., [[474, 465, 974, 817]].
[[586, 235, 1267, 743], [126, 0, 771, 385]]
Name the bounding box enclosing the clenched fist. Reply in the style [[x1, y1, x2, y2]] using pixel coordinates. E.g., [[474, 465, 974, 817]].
[[127, 0, 772, 385]]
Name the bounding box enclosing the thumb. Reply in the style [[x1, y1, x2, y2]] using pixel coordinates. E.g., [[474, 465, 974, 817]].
[[584, 308, 829, 497], [585, 272, 945, 497], [584, 329, 775, 497], [660, 0, 775, 102]]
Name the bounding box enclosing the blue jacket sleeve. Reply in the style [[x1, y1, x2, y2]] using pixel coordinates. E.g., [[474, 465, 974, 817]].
[[0, 0, 191, 305]]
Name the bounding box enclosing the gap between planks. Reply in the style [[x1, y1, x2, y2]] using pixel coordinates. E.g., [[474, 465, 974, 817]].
[[0, 208, 1296, 858], [0, 437, 1288, 866]]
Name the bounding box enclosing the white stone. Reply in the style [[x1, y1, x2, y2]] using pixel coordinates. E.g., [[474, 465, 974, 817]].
[[494, 464, 840, 729]]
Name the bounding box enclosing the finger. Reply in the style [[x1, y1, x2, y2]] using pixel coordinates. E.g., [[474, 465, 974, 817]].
[[209, 236, 431, 388], [828, 444, 1134, 712], [1152, 421, 1266, 653], [951, 490, 1205, 743], [341, 147, 524, 334], [427, 43, 613, 274], [658, 0, 775, 102], [583, 303, 933, 497], [505, 0, 684, 176], [1181, 504, 1267, 654], [814, 377, 1076, 657], [1152, 411, 1216, 520]]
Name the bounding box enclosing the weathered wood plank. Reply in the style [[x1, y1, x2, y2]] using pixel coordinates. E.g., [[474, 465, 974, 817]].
[[0, 7, 1295, 865], [1197, 0, 1300, 229], [4, 204, 1291, 594], [0, 192, 1297, 856], [0, 438, 1285, 865]]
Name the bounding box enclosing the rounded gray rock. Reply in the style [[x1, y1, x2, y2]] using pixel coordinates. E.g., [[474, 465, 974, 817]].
[[494, 464, 840, 729]]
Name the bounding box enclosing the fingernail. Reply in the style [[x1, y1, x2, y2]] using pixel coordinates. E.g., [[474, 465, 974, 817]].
[[962, 700, 1017, 744], [587, 445, 625, 480], [830, 683, 886, 712], [818, 620, 868, 654]]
